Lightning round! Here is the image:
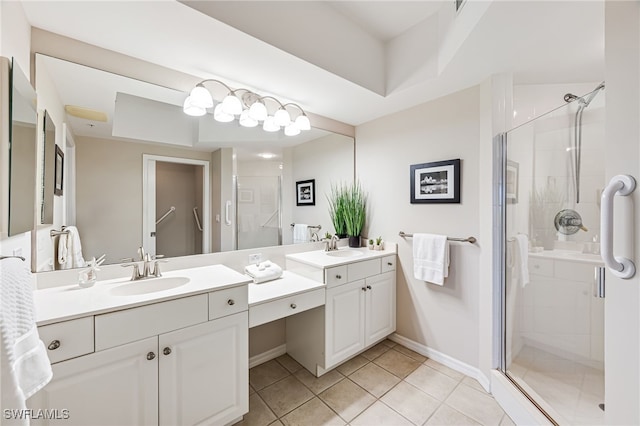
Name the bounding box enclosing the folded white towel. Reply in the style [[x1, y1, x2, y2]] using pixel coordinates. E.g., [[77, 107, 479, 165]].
[[413, 233, 449, 286], [59, 226, 85, 269], [293, 224, 309, 244], [514, 234, 530, 287], [245, 261, 283, 284], [0, 258, 53, 419]]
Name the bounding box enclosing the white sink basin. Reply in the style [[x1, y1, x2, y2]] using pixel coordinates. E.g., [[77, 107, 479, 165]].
[[325, 249, 364, 258], [110, 277, 190, 296]]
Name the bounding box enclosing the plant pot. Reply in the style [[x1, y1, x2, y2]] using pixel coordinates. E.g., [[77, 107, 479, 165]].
[[348, 236, 360, 248], [338, 233, 348, 239], [368, 243, 374, 250], [374, 244, 382, 251]]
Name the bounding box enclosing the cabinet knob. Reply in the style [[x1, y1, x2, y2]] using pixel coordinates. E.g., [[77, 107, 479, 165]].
[[387, 262, 393, 266], [48, 340, 61, 351], [366, 285, 372, 290], [163, 347, 172, 356], [336, 274, 342, 279], [290, 303, 297, 309], [227, 299, 235, 306], [146, 352, 156, 361], [362, 287, 367, 291]]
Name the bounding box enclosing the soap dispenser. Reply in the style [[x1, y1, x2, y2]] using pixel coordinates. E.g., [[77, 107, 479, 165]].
[[78, 254, 105, 288]]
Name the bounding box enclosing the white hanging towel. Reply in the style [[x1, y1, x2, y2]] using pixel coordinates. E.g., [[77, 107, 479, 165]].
[[58, 226, 85, 269], [514, 234, 530, 287], [413, 233, 450, 286], [293, 224, 309, 244], [0, 258, 53, 423]]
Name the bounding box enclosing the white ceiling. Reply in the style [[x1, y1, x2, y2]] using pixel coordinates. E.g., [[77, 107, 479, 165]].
[[21, 0, 604, 127]]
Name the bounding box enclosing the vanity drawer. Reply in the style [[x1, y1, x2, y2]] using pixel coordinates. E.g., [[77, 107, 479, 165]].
[[529, 257, 554, 277], [38, 316, 94, 364], [209, 284, 248, 320], [95, 294, 208, 351], [381, 255, 397, 273], [325, 266, 348, 287], [348, 258, 381, 281], [249, 288, 325, 328]]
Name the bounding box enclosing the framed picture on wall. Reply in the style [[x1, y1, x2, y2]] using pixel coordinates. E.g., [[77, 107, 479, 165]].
[[506, 160, 519, 204], [296, 179, 315, 206], [54, 144, 64, 196], [410, 159, 460, 204]]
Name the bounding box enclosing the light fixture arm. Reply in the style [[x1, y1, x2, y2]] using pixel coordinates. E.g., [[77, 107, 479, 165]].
[[197, 78, 234, 93]]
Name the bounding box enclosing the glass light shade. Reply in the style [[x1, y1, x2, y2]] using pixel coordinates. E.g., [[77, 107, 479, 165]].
[[189, 84, 214, 109], [263, 116, 279, 132], [248, 101, 268, 121], [239, 110, 258, 128], [214, 103, 234, 123], [284, 123, 301, 136], [274, 108, 291, 127], [294, 114, 311, 131], [183, 96, 206, 117], [221, 94, 243, 115]]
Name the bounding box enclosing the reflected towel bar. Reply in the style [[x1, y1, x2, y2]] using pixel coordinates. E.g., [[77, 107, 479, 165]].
[[156, 206, 176, 225], [291, 223, 321, 230], [399, 231, 476, 244], [0, 255, 25, 261], [50, 227, 69, 238]]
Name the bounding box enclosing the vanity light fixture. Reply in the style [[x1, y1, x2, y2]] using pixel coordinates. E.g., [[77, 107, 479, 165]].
[[183, 79, 311, 136]]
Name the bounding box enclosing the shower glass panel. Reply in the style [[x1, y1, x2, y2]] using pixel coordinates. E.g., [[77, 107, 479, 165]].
[[503, 87, 605, 425], [236, 176, 281, 250]]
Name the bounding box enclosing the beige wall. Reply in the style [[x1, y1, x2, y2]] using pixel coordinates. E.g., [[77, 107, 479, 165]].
[[356, 85, 482, 368], [75, 136, 211, 264]]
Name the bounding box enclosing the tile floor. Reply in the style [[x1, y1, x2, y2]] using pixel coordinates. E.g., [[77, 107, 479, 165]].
[[510, 345, 604, 425], [239, 340, 514, 426]]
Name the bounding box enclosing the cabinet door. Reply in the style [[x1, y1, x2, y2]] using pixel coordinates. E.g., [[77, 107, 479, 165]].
[[325, 280, 366, 368], [159, 311, 248, 426], [365, 271, 396, 347], [27, 337, 158, 426]]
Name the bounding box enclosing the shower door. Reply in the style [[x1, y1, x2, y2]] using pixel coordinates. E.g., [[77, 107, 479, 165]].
[[501, 88, 606, 425], [236, 176, 281, 250]]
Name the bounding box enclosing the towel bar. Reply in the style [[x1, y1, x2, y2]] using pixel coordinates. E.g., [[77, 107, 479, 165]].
[[0, 255, 25, 261], [291, 223, 321, 230], [398, 231, 476, 244]]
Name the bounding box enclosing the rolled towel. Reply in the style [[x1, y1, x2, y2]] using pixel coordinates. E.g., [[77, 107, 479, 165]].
[[245, 261, 283, 284]]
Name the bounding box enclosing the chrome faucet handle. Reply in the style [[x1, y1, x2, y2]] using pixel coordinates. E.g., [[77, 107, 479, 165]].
[[152, 254, 164, 260], [152, 259, 169, 277], [121, 262, 141, 281], [138, 246, 146, 261]]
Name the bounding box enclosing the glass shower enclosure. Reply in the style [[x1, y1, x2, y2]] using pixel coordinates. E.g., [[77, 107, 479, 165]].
[[499, 85, 605, 425]]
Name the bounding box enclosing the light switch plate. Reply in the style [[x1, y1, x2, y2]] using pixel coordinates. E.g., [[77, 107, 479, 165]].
[[248, 253, 262, 265]]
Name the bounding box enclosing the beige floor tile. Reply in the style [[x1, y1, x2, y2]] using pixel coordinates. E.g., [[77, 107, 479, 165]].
[[462, 376, 486, 393], [373, 348, 422, 378], [318, 378, 376, 422], [236, 393, 277, 426], [294, 368, 343, 395], [405, 365, 459, 401], [277, 354, 304, 374], [426, 404, 480, 425], [445, 384, 505, 425], [259, 376, 314, 418], [361, 342, 391, 360], [424, 358, 465, 381], [336, 355, 369, 376], [349, 362, 400, 398], [250, 360, 290, 391], [499, 414, 516, 426], [380, 381, 440, 425], [269, 421, 284, 426], [281, 397, 346, 426], [351, 401, 413, 426], [381, 339, 397, 348], [250, 384, 256, 396], [393, 345, 427, 363]]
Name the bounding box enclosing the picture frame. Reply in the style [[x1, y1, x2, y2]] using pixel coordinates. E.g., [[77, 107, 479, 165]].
[[506, 160, 519, 204], [238, 188, 254, 203], [296, 179, 315, 206], [54, 144, 64, 196], [410, 159, 461, 204]]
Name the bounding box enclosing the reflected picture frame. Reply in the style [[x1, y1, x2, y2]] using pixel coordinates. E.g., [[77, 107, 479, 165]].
[[506, 160, 519, 204], [296, 179, 315, 206], [410, 159, 461, 204], [54, 144, 63, 196]]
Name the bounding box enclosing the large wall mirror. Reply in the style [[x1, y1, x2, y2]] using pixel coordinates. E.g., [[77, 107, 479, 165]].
[[8, 59, 37, 236], [34, 54, 354, 271]]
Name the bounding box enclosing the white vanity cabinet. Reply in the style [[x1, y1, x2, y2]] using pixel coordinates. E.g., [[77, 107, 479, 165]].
[[285, 252, 396, 376], [28, 286, 249, 426]]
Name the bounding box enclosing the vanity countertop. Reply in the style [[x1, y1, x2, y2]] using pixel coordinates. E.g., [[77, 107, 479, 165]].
[[34, 264, 252, 326], [248, 271, 325, 307], [285, 246, 396, 269]]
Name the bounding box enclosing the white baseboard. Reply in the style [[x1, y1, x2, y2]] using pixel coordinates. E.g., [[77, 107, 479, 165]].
[[389, 333, 491, 393], [249, 344, 287, 369]]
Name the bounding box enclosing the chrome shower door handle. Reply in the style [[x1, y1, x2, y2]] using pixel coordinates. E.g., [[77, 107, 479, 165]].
[[600, 174, 636, 279], [225, 201, 232, 226]]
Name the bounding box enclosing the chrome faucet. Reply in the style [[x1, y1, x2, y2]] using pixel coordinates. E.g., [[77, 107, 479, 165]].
[[121, 247, 166, 280], [324, 235, 340, 251]]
